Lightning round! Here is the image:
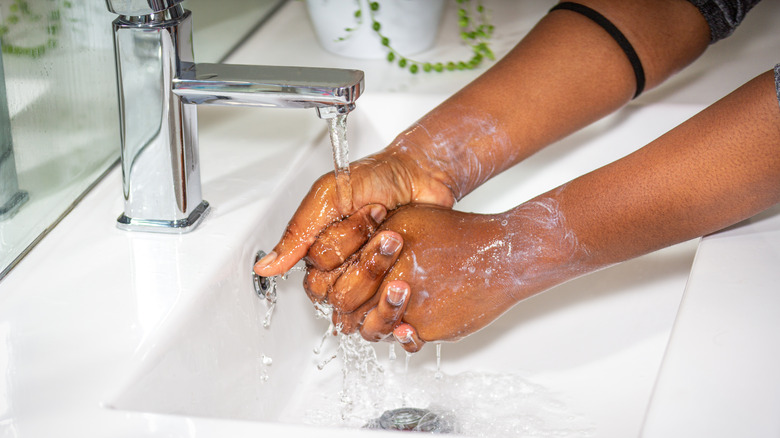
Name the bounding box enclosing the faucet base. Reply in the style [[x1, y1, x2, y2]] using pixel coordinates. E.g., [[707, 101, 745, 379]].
[[116, 201, 210, 234]]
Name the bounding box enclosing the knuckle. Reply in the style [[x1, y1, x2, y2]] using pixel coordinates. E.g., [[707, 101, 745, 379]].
[[362, 255, 389, 280], [303, 266, 341, 303]]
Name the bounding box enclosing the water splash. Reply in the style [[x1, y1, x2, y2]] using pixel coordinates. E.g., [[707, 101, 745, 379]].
[[261, 264, 306, 329], [317, 353, 338, 371], [261, 276, 277, 328], [301, 330, 593, 436], [281, 265, 306, 280], [313, 323, 335, 355], [305, 367, 594, 437]]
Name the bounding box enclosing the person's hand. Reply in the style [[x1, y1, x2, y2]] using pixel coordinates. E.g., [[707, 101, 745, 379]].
[[306, 197, 591, 352], [306, 204, 522, 353], [253, 136, 457, 278], [302, 204, 531, 352]]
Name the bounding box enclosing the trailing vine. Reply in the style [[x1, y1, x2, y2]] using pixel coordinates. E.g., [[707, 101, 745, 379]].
[[339, 0, 495, 74], [0, 0, 70, 59]]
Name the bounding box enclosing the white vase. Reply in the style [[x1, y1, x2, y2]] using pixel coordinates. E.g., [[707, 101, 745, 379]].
[[305, 0, 446, 59]]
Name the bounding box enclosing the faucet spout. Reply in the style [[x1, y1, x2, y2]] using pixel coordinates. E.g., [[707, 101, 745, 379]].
[[174, 63, 363, 110], [107, 3, 364, 233]]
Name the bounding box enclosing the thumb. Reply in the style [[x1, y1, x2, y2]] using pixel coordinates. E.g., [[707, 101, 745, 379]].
[[254, 173, 356, 276], [254, 198, 340, 277]]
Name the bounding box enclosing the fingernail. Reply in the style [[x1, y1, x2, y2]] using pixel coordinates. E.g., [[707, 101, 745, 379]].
[[254, 251, 277, 273], [386, 284, 408, 306], [370, 205, 386, 224], [394, 326, 413, 344], [380, 234, 401, 256]]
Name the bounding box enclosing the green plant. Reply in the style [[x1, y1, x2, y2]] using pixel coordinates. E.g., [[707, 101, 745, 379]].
[[0, 0, 71, 58], [339, 0, 495, 73]]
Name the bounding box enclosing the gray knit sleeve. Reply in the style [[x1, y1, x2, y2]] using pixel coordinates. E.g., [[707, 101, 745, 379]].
[[685, 0, 762, 43], [775, 64, 780, 112]]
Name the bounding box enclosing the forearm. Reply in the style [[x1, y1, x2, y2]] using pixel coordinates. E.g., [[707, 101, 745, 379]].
[[385, 0, 710, 201], [512, 69, 780, 299], [308, 71, 779, 345]]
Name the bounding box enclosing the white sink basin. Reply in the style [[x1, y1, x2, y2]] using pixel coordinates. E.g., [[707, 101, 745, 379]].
[[106, 95, 704, 437], [3, 2, 779, 435]]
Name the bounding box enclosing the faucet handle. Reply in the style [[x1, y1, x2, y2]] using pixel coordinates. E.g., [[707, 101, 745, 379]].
[[105, 0, 183, 17]]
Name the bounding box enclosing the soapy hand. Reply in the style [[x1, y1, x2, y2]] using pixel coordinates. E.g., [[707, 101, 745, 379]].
[[304, 201, 587, 352], [253, 98, 522, 279], [305, 204, 521, 353], [252, 139, 457, 278]]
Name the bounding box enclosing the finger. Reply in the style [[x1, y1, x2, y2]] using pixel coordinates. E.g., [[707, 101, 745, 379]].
[[254, 175, 345, 277], [360, 281, 409, 342], [328, 231, 403, 313], [303, 265, 342, 304], [393, 323, 425, 353], [332, 293, 381, 335], [307, 204, 387, 271]]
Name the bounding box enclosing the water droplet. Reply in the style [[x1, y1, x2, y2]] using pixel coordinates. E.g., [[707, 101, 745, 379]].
[[262, 301, 276, 328], [317, 353, 338, 370], [434, 343, 443, 380], [313, 323, 334, 354]]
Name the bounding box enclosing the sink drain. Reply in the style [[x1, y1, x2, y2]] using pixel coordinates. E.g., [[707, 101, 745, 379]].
[[364, 407, 456, 433], [253, 250, 275, 300]]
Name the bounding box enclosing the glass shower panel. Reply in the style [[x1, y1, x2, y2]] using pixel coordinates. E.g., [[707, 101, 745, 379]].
[[0, 0, 285, 280], [0, 1, 118, 278]]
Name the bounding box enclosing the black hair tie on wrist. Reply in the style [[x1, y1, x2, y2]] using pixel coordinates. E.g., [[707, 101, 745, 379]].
[[550, 2, 646, 98]]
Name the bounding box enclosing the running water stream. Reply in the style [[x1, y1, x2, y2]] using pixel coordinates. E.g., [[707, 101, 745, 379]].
[[248, 117, 577, 436], [326, 114, 353, 213], [294, 114, 593, 435]]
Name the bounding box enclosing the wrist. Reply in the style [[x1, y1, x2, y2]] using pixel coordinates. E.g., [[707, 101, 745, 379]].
[[385, 102, 515, 201], [500, 192, 593, 301], [370, 132, 458, 208]]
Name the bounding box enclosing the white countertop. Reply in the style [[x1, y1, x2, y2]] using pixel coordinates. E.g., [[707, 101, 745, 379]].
[[1, 1, 779, 437]]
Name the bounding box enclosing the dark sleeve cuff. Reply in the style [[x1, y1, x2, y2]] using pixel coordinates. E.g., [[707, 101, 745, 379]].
[[774, 64, 780, 112], [685, 0, 762, 43]]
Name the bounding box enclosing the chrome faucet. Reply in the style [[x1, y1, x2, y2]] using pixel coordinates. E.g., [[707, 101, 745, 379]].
[[106, 0, 364, 233]]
